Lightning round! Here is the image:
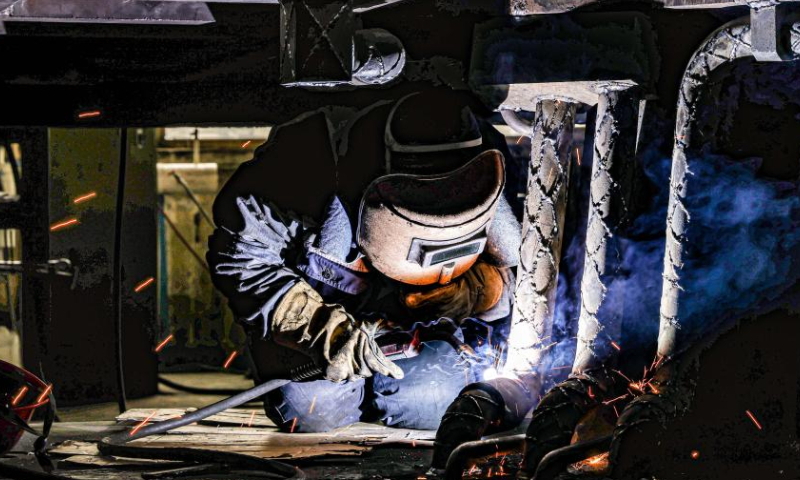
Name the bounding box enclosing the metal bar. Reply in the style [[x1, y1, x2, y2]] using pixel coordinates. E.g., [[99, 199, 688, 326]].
[[503, 99, 577, 377], [170, 171, 215, 228], [572, 86, 640, 374]]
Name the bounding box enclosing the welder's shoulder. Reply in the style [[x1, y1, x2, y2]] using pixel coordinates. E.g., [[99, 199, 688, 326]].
[[213, 110, 338, 228]]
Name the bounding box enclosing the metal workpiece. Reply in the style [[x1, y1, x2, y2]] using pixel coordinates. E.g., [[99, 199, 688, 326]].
[[504, 99, 577, 377], [572, 86, 641, 374], [658, 18, 800, 359], [0, 0, 214, 32]]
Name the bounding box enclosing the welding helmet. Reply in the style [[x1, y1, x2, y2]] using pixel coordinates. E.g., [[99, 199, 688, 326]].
[[356, 90, 507, 285]]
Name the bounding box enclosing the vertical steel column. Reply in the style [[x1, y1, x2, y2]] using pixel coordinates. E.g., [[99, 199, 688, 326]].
[[504, 99, 577, 377], [573, 86, 639, 374]]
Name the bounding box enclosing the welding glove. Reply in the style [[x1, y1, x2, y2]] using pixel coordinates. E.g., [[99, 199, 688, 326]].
[[402, 261, 504, 322], [272, 281, 404, 383]]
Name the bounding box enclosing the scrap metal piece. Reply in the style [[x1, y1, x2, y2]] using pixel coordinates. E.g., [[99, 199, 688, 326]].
[[503, 99, 577, 377], [0, 0, 214, 30], [572, 85, 640, 374]]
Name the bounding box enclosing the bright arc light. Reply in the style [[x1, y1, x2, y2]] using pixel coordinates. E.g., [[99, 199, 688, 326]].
[[482, 367, 499, 381]]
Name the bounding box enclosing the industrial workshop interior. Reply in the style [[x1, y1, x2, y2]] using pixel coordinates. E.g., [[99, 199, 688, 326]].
[[2, 1, 800, 479]]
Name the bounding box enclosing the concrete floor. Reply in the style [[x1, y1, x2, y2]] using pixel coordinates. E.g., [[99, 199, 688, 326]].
[[58, 372, 255, 422]]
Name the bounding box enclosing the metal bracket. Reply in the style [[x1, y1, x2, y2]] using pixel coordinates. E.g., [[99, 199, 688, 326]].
[[750, 2, 797, 62]]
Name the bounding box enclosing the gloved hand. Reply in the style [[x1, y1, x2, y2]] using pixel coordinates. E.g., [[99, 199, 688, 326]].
[[402, 261, 504, 321], [272, 281, 404, 383]]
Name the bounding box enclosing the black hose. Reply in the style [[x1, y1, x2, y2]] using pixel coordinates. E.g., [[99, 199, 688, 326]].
[[443, 434, 525, 480], [112, 128, 129, 415], [98, 377, 301, 478]]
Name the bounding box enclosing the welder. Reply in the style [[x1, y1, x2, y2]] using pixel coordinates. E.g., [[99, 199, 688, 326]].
[[206, 88, 521, 432]]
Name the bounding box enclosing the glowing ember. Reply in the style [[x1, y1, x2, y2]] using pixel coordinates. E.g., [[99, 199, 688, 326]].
[[130, 411, 157, 436], [72, 192, 97, 204], [241, 140, 252, 148], [290, 417, 298, 433], [745, 410, 763, 430], [11, 386, 28, 406], [569, 451, 610, 474], [247, 410, 256, 427], [691, 450, 700, 459], [36, 384, 53, 404], [134, 277, 155, 293], [154, 334, 174, 353], [223, 350, 239, 369], [78, 110, 102, 119], [50, 218, 79, 232]]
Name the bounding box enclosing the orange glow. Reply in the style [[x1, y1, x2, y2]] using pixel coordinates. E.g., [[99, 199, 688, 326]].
[[290, 417, 298, 433], [36, 384, 53, 404], [571, 451, 610, 473], [130, 411, 157, 436], [134, 277, 155, 293], [78, 110, 102, 119], [691, 450, 700, 459], [587, 386, 595, 399], [575, 147, 581, 166], [154, 334, 174, 353], [72, 192, 97, 204], [412, 440, 416, 447], [610, 341, 621, 351], [745, 410, 763, 430], [241, 140, 252, 148], [50, 218, 79, 232], [223, 350, 239, 369], [11, 386, 29, 406]]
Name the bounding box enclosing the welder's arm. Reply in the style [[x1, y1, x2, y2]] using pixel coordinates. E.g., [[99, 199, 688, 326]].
[[207, 195, 304, 339]]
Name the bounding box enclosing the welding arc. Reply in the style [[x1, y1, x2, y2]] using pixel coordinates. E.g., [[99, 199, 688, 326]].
[[98, 378, 303, 478]]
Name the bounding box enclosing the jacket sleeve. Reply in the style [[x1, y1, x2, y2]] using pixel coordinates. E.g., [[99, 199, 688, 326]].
[[207, 195, 305, 338]]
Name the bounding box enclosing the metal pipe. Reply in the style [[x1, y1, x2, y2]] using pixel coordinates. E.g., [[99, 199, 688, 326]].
[[572, 86, 640, 374], [503, 99, 578, 377], [532, 434, 612, 480], [112, 128, 129, 414], [657, 18, 800, 360]]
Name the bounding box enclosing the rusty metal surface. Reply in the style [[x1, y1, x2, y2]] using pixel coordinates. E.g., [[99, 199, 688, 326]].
[[504, 99, 577, 376], [0, 0, 214, 26], [572, 86, 640, 374]]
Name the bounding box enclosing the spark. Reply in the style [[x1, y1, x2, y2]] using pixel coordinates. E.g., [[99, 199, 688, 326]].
[[50, 218, 79, 232], [587, 386, 595, 399], [134, 277, 155, 293], [11, 386, 28, 406], [551, 365, 571, 371], [308, 395, 317, 415], [247, 410, 256, 427], [575, 147, 581, 166], [500, 455, 507, 466], [241, 140, 252, 148], [77, 110, 102, 119], [603, 394, 629, 405], [612, 369, 633, 383], [745, 410, 763, 430], [467, 465, 478, 476], [691, 450, 700, 459], [613, 405, 619, 418], [223, 350, 239, 369], [36, 384, 53, 404], [516, 136, 525, 145], [130, 411, 157, 436], [72, 192, 97, 204], [412, 440, 416, 447], [610, 341, 621, 351], [648, 383, 660, 394], [289, 417, 298, 433], [154, 334, 174, 353]]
